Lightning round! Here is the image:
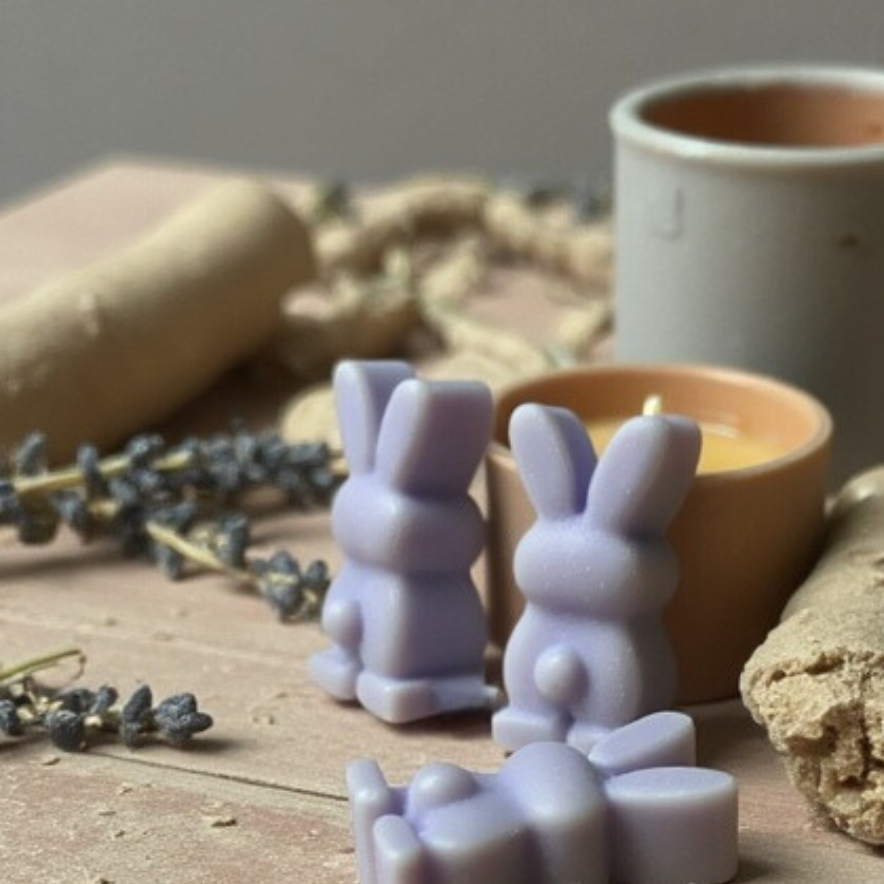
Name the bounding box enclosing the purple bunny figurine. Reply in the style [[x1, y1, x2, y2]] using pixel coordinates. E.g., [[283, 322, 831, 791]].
[[493, 404, 701, 753], [348, 711, 738, 884], [309, 360, 499, 723]]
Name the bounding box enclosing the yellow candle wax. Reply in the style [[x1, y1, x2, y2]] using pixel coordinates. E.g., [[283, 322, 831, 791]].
[[586, 417, 786, 474]]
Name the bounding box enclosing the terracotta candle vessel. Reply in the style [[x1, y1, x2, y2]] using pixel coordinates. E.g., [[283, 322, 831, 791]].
[[485, 363, 832, 704]]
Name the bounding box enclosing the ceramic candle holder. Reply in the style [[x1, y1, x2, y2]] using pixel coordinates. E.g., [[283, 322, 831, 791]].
[[485, 363, 832, 704], [610, 65, 884, 484]]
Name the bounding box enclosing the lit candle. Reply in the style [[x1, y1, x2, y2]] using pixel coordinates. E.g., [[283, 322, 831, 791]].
[[484, 363, 832, 704], [585, 395, 786, 474]]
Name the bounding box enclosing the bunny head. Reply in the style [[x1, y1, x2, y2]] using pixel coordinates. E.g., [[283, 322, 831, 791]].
[[332, 360, 493, 572], [511, 403, 700, 616]]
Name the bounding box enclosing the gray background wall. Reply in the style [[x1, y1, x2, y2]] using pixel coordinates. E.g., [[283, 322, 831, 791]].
[[3, 2, 884, 204]]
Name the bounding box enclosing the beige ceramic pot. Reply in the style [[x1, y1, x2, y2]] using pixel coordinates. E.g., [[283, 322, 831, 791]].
[[485, 363, 832, 704]]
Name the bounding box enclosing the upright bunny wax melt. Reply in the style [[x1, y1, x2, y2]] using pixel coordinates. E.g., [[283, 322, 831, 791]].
[[310, 360, 499, 723], [493, 404, 701, 752], [349, 711, 738, 884]]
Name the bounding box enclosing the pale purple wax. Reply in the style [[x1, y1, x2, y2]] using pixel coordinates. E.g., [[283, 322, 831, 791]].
[[493, 404, 701, 753], [348, 711, 739, 884], [309, 360, 499, 723]]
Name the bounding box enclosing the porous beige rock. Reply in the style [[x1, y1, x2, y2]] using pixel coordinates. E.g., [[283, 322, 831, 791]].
[[741, 466, 884, 844]]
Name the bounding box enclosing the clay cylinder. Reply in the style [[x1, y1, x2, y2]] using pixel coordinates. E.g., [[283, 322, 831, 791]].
[[0, 179, 315, 460]]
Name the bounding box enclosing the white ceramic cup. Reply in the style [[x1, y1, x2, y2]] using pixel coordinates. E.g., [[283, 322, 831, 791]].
[[610, 65, 884, 484]]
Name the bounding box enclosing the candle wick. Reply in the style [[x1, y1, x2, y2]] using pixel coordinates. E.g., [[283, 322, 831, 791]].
[[642, 394, 663, 416]]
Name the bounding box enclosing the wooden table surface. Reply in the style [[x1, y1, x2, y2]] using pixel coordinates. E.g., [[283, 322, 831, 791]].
[[0, 159, 880, 883]]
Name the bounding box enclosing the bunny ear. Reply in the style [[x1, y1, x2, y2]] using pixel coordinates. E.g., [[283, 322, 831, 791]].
[[510, 404, 597, 519], [584, 415, 700, 536], [375, 379, 492, 494], [588, 711, 696, 777], [334, 360, 415, 474]]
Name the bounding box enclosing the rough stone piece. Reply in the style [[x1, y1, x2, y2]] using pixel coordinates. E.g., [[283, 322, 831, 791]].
[[741, 466, 884, 844]]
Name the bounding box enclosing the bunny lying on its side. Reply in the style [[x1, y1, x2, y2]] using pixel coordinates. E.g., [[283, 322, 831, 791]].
[[493, 403, 701, 753], [348, 711, 738, 884], [310, 360, 499, 723]]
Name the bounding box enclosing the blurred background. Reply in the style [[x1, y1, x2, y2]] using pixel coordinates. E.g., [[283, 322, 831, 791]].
[[3, 1, 884, 204]]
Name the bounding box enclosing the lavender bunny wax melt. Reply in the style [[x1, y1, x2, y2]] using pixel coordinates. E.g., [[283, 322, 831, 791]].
[[348, 711, 738, 884], [493, 404, 701, 752], [309, 360, 499, 723]]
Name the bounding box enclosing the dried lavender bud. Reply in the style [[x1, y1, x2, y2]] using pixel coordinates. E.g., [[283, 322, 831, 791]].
[[303, 559, 330, 592], [76, 443, 108, 497], [275, 442, 339, 506], [108, 476, 143, 509], [16, 504, 59, 545], [127, 466, 166, 497], [152, 693, 213, 746], [231, 425, 266, 484], [14, 432, 48, 477], [112, 504, 150, 556], [46, 709, 86, 751], [51, 490, 90, 535], [120, 684, 154, 747], [204, 438, 243, 495], [253, 550, 304, 620], [307, 466, 336, 501], [274, 471, 309, 505], [255, 433, 287, 472], [0, 699, 24, 737], [0, 481, 21, 524], [152, 542, 185, 580], [151, 501, 199, 533], [289, 441, 330, 469], [214, 512, 249, 568], [125, 434, 165, 469], [55, 687, 97, 714], [88, 685, 119, 716]]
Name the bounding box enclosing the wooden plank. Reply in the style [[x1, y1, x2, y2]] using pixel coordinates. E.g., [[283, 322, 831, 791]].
[[0, 159, 881, 882], [0, 741, 352, 884]]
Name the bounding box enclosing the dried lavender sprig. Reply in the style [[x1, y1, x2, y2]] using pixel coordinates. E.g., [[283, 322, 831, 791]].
[[10, 427, 344, 506], [0, 429, 339, 622], [0, 650, 214, 752], [0, 647, 85, 685], [145, 521, 330, 621]]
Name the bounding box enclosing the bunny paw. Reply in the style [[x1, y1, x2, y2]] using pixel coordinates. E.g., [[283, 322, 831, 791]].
[[309, 647, 362, 701], [566, 721, 610, 754], [492, 707, 569, 752], [358, 673, 499, 725], [322, 598, 362, 647]]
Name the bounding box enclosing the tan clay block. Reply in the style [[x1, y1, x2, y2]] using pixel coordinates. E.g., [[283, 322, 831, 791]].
[[0, 179, 315, 460]]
